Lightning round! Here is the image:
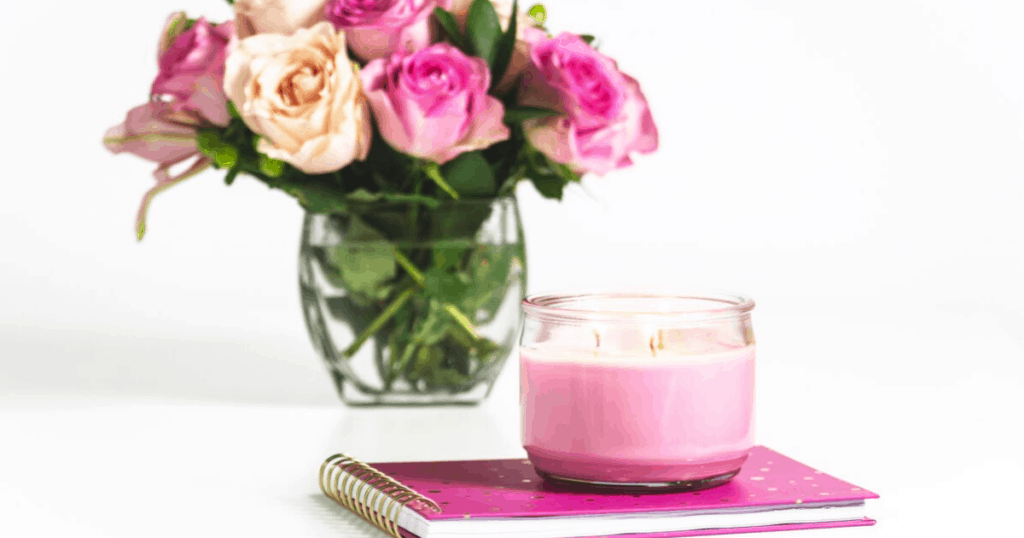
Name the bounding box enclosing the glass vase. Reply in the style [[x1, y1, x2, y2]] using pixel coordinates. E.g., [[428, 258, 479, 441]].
[[299, 196, 526, 405]]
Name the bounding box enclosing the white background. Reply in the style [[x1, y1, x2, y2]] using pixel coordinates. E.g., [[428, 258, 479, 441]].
[[1, 0, 1022, 536]]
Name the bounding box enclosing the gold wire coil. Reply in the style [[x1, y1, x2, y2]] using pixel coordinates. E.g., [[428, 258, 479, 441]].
[[320, 453, 442, 538]]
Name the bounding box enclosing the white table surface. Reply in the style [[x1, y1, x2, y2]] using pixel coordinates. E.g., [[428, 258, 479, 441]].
[[2, 302, 1022, 537]]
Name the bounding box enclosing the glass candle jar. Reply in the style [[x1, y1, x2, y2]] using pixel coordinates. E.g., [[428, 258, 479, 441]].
[[519, 291, 756, 490]]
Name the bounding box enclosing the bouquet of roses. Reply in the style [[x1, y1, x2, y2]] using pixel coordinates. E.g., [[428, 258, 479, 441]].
[[104, 0, 658, 395]]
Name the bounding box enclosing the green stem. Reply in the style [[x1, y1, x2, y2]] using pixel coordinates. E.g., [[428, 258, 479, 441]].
[[407, 176, 423, 243], [443, 304, 480, 340], [391, 342, 419, 380], [341, 286, 416, 358], [424, 163, 460, 200], [393, 249, 427, 286], [392, 249, 479, 341]]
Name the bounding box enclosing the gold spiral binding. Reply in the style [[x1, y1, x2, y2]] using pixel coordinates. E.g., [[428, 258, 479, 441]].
[[320, 453, 442, 538]]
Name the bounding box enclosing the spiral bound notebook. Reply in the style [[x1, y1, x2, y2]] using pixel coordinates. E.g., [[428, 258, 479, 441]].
[[318, 446, 878, 538]]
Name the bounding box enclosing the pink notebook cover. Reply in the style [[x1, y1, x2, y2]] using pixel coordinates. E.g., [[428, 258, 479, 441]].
[[369, 446, 878, 537]]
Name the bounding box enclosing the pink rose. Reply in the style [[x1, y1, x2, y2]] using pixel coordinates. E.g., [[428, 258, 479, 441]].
[[323, 0, 445, 61], [103, 103, 213, 240], [360, 43, 510, 164], [520, 32, 658, 175], [151, 18, 235, 127]]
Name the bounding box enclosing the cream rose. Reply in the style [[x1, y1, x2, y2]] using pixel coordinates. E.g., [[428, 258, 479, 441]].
[[233, 0, 328, 39], [223, 22, 372, 174]]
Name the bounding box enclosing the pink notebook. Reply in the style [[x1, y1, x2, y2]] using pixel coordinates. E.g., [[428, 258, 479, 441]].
[[319, 446, 877, 538]]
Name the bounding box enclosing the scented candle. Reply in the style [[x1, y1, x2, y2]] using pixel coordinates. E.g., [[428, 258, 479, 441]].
[[519, 292, 756, 489]]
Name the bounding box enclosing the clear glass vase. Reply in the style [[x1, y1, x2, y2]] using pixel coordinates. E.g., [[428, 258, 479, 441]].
[[299, 196, 526, 405]]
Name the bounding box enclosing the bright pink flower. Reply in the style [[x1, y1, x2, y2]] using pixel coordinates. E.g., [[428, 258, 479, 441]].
[[360, 43, 510, 164], [520, 32, 658, 175], [151, 18, 235, 127], [324, 0, 447, 61], [103, 103, 213, 240]]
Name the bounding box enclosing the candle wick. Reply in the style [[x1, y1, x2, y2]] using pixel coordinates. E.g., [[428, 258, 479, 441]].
[[649, 336, 657, 357], [593, 330, 600, 348], [657, 329, 664, 350]]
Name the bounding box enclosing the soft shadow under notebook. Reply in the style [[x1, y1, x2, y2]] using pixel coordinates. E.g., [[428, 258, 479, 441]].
[[318, 446, 878, 538]]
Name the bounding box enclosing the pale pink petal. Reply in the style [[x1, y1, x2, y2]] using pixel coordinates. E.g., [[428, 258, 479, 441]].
[[233, 0, 328, 39], [347, 28, 397, 62], [519, 64, 566, 113], [624, 76, 659, 155], [361, 58, 415, 152], [431, 95, 510, 164], [103, 103, 199, 164], [186, 75, 231, 127], [333, 0, 439, 61], [524, 116, 578, 167]]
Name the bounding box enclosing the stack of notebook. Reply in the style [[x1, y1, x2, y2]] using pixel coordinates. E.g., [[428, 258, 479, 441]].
[[319, 446, 877, 538]]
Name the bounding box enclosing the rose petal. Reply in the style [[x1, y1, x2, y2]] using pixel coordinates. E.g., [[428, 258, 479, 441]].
[[233, 0, 329, 39], [186, 75, 231, 127], [431, 95, 510, 164], [226, 22, 370, 173], [103, 103, 199, 164]]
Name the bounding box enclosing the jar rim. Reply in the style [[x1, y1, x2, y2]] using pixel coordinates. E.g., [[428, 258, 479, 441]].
[[521, 290, 755, 323]]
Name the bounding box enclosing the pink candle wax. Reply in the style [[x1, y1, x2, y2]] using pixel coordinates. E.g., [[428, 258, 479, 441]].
[[521, 344, 755, 484]]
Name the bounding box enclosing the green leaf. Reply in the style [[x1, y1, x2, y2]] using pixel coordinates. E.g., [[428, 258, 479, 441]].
[[276, 180, 350, 214], [579, 34, 596, 45], [324, 296, 381, 333], [410, 345, 444, 380], [489, 0, 519, 91], [227, 100, 241, 119], [460, 245, 517, 318], [433, 7, 466, 50], [446, 322, 476, 350], [525, 144, 582, 191], [466, 0, 502, 66], [327, 216, 397, 306], [504, 106, 562, 124], [346, 188, 383, 203], [427, 367, 471, 389], [432, 243, 464, 270], [429, 201, 493, 239], [258, 155, 285, 177], [471, 337, 503, 363], [196, 129, 238, 169], [440, 152, 496, 198], [530, 174, 566, 200], [423, 266, 472, 304]]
